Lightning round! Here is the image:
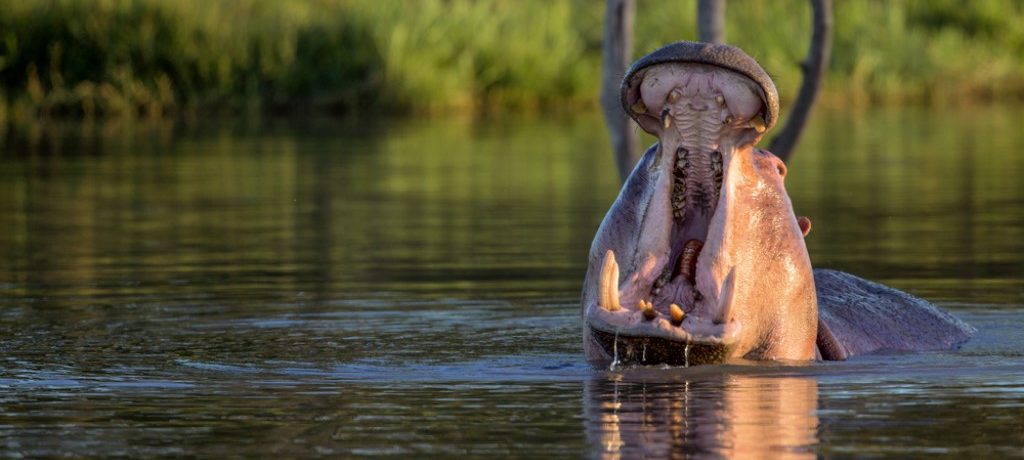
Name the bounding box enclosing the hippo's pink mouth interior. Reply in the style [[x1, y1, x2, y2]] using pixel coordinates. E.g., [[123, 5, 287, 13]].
[[585, 148, 740, 366], [585, 63, 769, 366]]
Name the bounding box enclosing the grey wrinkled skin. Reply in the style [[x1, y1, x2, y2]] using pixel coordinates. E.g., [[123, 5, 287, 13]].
[[582, 41, 973, 366], [814, 269, 974, 360]]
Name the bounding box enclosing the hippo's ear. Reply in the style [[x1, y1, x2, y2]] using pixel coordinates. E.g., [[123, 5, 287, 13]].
[[622, 68, 663, 135]]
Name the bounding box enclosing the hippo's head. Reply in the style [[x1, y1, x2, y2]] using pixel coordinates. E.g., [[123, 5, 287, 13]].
[[582, 42, 817, 366]]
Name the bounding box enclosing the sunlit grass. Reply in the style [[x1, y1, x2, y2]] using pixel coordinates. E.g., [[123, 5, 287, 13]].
[[1, 0, 1022, 119]]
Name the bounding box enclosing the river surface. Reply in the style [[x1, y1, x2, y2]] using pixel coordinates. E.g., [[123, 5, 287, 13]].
[[1, 107, 1023, 457]]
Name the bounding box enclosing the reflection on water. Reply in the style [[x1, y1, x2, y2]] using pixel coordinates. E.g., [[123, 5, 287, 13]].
[[586, 369, 818, 459], [1, 107, 1023, 456]]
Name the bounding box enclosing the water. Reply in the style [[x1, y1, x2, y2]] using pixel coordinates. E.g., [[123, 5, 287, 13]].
[[1, 107, 1023, 457]]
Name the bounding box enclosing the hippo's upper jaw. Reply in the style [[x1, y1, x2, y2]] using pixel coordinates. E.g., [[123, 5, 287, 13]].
[[582, 43, 817, 367]]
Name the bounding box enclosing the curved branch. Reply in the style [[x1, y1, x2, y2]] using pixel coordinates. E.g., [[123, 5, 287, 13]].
[[697, 0, 726, 44], [601, 0, 638, 183], [769, 0, 832, 161]]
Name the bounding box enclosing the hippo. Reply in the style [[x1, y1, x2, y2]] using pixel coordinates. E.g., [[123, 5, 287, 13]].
[[582, 41, 973, 366]]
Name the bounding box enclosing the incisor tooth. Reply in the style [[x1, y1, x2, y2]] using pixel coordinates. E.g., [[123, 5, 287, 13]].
[[667, 89, 681, 103], [714, 268, 737, 325], [716, 95, 725, 106], [642, 301, 656, 321], [599, 250, 621, 311], [669, 304, 684, 325]]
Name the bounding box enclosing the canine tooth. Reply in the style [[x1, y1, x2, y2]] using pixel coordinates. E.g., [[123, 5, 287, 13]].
[[600, 250, 621, 311], [669, 303, 684, 325], [661, 108, 672, 129], [642, 302, 657, 321], [751, 114, 766, 133], [714, 268, 737, 324], [667, 89, 681, 103]]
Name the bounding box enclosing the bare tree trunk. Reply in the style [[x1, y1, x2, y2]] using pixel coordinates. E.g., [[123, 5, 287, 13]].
[[601, 0, 637, 183], [697, 0, 726, 44], [769, 0, 833, 161]]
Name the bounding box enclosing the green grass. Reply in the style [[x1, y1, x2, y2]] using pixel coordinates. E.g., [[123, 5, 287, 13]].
[[1, 0, 1023, 119]]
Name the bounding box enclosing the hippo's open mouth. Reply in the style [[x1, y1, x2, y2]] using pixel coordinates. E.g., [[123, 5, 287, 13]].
[[584, 63, 765, 365], [582, 42, 817, 366], [584, 152, 742, 367]]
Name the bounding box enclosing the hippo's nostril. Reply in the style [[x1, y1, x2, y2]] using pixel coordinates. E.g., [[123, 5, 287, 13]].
[[776, 162, 787, 177]]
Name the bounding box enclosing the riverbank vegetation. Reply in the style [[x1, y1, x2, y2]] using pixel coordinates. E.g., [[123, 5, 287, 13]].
[[1, 0, 1022, 120]]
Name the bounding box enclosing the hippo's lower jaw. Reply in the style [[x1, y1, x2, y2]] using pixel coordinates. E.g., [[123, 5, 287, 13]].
[[586, 245, 743, 366], [588, 328, 733, 367]]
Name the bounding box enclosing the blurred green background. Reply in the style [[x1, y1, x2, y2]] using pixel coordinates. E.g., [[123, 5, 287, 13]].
[[1, 0, 1023, 121]]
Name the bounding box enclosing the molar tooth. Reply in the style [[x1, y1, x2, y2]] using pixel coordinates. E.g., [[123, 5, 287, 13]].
[[599, 250, 621, 311], [669, 304, 684, 325], [631, 101, 647, 115], [676, 147, 690, 169], [714, 268, 737, 325], [672, 147, 689, 221], [711, 151, 723, 194]]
